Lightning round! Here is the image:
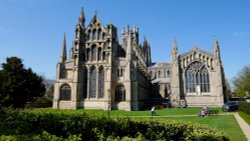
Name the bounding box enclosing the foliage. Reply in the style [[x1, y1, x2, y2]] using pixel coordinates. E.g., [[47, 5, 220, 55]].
[[0, 109, 229, 141], [225, 78, 232, 98], [0, 131, 81, 141], [0, 57, 46, 108], [156, 115, 246, 141], [41, 75, 54, 99], [239, 102, 250, 115], [233, 65, 250, 98], [239, 111, 250, 126]]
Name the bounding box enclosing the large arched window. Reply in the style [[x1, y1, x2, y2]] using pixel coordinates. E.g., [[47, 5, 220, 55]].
[[91, 45, 96, 61], [115, 85, 126, 102], [97, 28, 102, 40], [92, 29, 96, 40], [98, 48, 102, 61], [89, 66, 96, 98], [98, 66, 104, 98], [86, 48, 90, 61], [158, 71, 161, 78], [185, 62, 210, 94], [83, 67, 88, 98], [60, 84, 71, 100]]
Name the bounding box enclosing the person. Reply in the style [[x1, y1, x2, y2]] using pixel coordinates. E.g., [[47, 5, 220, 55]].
[[199, 107, 206, 117], [151, 106, 156, 116]]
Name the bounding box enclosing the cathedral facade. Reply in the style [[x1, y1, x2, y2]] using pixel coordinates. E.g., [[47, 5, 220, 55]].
[[53, 9, 226, 110]]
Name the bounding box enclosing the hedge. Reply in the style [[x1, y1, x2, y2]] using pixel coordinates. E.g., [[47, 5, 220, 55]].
[[0, 109, 229, 141], [239, 102, 250, 115]]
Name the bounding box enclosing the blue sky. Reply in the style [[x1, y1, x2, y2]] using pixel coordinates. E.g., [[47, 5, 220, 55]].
[[0, 0, 250, 83]]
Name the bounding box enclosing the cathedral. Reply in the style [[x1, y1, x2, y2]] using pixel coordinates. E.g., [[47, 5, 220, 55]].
[[53, 9, 227, 110]]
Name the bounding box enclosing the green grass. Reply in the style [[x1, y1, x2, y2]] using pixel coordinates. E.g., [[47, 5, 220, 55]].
[[146, 115, 246, 141], [84, 107, 221, 116], [239, 111, 250, 126], [26, 108, 246, 141]]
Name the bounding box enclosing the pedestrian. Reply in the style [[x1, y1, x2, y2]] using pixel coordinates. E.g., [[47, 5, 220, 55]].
[[151, 106, 156, 116]]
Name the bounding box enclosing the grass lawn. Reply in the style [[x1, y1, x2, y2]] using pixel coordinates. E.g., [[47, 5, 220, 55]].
[[82, 107, 221, 116], [147, 115, 246, 141], [28, 108, 247, 141], [239, 111, 250, 126]]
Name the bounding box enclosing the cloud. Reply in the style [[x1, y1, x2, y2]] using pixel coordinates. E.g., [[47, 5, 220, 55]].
[[231, 32, 248, 38]]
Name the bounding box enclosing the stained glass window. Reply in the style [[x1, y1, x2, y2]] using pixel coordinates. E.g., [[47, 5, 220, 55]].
[[91, 45, 96, 61], [83, 67, 88, 98], [60, 84, 71, 100], [185, 62, 210, 93], [98, 66, 104, 98], [115, 85, 126, 102], [90, 66, 96, 98]]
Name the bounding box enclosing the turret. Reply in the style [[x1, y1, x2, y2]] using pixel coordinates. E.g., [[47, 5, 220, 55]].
[[142, 37, 151, 65], [126, 26, 133, 61], [171, 39, 178, 62], [78, 7, 85, 27], [59, 33, 67, 63], [213, 39, 221, 62]]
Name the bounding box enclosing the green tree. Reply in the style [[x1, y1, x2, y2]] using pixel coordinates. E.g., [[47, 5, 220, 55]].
[[233, 65, 250, 98], [225, 78, 232, 97], [0, 57, 45, 108]]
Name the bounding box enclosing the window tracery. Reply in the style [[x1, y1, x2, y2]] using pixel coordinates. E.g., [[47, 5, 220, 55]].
[[185, 62, 210, 94], [60, 84, 71, 100]]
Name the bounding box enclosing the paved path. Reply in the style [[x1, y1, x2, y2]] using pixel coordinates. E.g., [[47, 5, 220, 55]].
[[234, 113, 250, 141]]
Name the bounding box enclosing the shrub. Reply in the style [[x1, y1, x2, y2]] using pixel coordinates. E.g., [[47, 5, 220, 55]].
[[239, 102, 250, 115], [0, 109, 229, 141]]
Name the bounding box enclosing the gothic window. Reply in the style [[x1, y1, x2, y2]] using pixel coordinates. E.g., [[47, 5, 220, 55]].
[[91, 45, 96, 61], [60, 84, 71, 100], [98, 48, 102, 61], [158, 71, 161, 78], [89, 66, 96, 98], [102, 52, 106, 61], [167, 70, 170, 77], [97, 29, 102, 40], [102, 33, 105, 40], [86, 48, 90, 61], [60, 69, 67, 79], [98, 66, 104, 98], [115, 85, 126, 102], [92, 29, 96, 40], [185, 62, 210, 93], [83, 67, 88, 98], [87, 30, 91, 40], [117, 68, 124, 77]]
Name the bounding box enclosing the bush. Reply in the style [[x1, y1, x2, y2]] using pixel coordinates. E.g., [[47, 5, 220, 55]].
[[0, 109, 229, 141], [239, 102, 250, 115]]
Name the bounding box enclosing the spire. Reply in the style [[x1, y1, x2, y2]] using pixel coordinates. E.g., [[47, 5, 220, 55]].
[[172, 38, 178, 52], [126, 26, 133, 61], [59, 33, 67, 63], [79, 7, 85, 26], [171, 38, 178, 62], [213, 38, 221, 60]]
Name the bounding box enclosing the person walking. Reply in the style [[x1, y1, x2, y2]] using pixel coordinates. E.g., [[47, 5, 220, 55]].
[[151, 106, 156, 116]]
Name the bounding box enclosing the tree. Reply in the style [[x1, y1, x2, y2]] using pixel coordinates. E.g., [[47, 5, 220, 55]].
[[225, 78, 232, 98], [232, 65, 250, 98], [33, 75, 54, 104], [0, 57, 45, 108]]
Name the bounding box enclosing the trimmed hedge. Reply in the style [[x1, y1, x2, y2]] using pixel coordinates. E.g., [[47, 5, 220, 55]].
[[0, 109, 229, 141], [239, 102, 250, 115]]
